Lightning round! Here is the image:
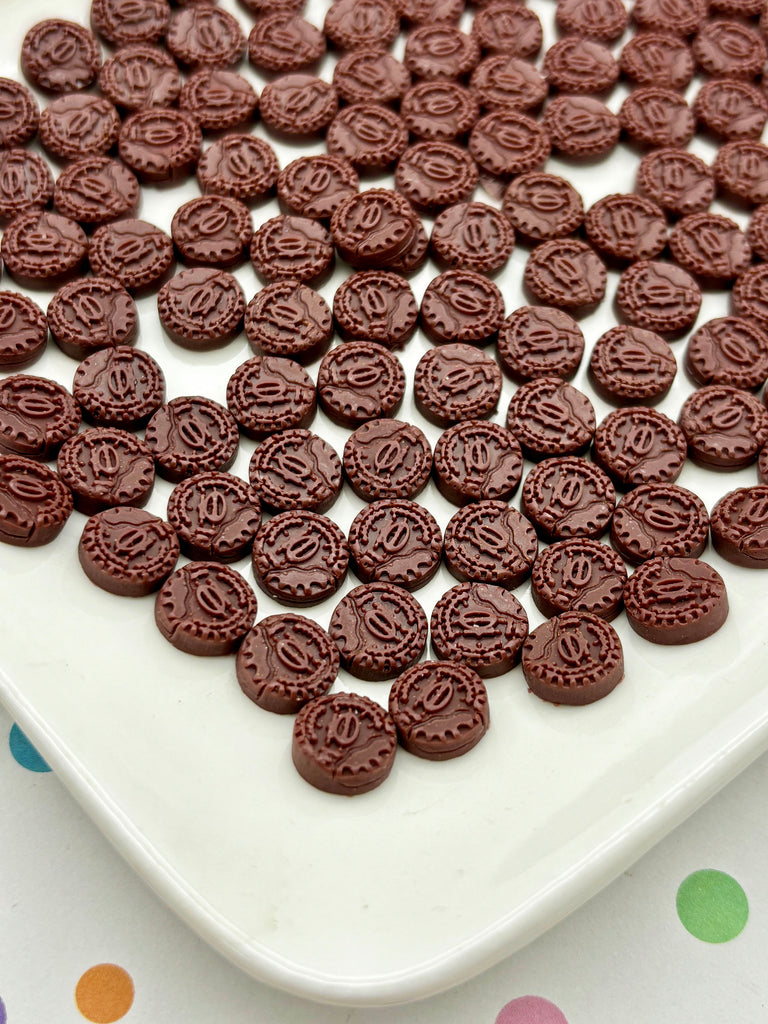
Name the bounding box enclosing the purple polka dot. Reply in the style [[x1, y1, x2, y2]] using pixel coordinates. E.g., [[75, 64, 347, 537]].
[[496, 995, 569, 1024], [0, 994, 6, 1024]]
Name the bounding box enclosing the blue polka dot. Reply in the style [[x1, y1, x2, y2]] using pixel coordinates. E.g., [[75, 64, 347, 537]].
[[9, 725, 50, 773]]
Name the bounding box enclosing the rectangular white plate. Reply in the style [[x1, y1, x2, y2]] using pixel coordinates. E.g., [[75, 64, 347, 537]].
[[3, 0, 768, 1006]]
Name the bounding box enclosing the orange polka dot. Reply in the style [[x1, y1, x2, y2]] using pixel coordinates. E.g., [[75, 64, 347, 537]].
[[75, 964, 134, 1023]]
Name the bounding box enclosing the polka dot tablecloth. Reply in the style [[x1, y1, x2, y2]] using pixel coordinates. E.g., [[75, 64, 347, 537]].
[[3, 701, 767, 1023]]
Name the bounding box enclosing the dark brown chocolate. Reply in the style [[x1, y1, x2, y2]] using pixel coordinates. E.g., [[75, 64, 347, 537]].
[[610, 484, 709, 564], [544, 95, 621, 158], [401, 79, 479, 141], [78, 506, 179, 597], [178, 69, 257, 134], [249, 429, 342, 513], [89, 218, 174, 294], [686, 317, 768, 390], [250, 215, 334, 284], [619, 32, 694, 90], [0, 293, 48, 370], [54, 156, 140, 227], [2, 210, 88, 289], [73, 346, 165, 430], [616, 260, 701, 335], [531, 538, 627, 621], [469, 109, 551, 177], [90, 0, 169, 47], [48, 277, 138, 361], [501, 172, 584, 244], [251, 509, 348, 605], [277, 155, 359, 222], [334, 272, 418, 349], [589, 326, 677, 405], [585, 193, 667, 264], [98, 44, 181, 112], [39, 94, 120, 162], [330, 188, 418, 270], [620, 86, 695, 148], [524, 239, 607, 311], [118, 107, 202, 184], [167, 471, 261, 563], [260, 74, 337, 136], [226, 355, 316, 439], [21, 19, 101, 94], [145, 396, 239, 482], [429, 201, 514, 274], [679, 384, 768, 469], [249, 13, 326, 74], [433, 420, 522, 505], [323, 0, 400, 50], [165, 4, 245, 70], [317, 342, 405, 427], [593, 407, 688, 489], [196, 134, 279, 202], [414, 343, 501, 427], [522, 612, 624, 705], [326, 102, 408, 171], [0, 149, 54, 222], [623, 556, 728, 645], [420, 270, 504, 345], [394, 141, 478, 212], [157, 268, 245, 349], [473, 0, 542, 56], [430, 581, 528, 677], [343, 418, 432, 502], [710, 486, 768, 568], [636, 147, 715, 217], [57, 426, 155, 516], [0, 374, 80, 460], [714, 140, 768, 206], [496, 306, 585, 383], [443, 500, 537, 588], [403, 24, 480, 79], [506, 378, 596, 460], [0, 77, 39, 148], [521, 456, 615, 542], [669, 212, 751, 283], [0, 454, 73, 546], [333, 49, 409, 106], [470, 54, 548, 113], [172, 195, 252, 268], [245, 280, 332, 363], [348, 499, 442, 591], [556, 0, 628, 40]]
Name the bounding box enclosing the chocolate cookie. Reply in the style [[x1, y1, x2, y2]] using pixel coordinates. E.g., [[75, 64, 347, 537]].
[[496, 306, 585, 383], [530, 538, 627, 621], [226, 355, 316, 439], [22, 19, 101, 93], [414, 343, 501, 426], [685, 317, 768, 390], [89, 219, 174, 294], [48, 278, 137, 363], [522, 612, 624, 705], [172, 195, 252, 268], [623, 556, 728, 645], [521, 457, 615, 542], [157, 267, 245, 349], [589, 326, 677, 405], [713, 140, 768, 206], [619, 32, 694, 90], [593, 407, 688, 489], [277, 154, 358, 222], [260, 74, 337, 136], [469, 109, 551, 177], [197, 134, 279, 202], [420, 270, 504, 345], [333, 49, 410, 106], [326, 102, 408, 170], [544, 37, 619, 94], [632, 0, 708, 35], [323, 0, 399, 50], [118, 107, 202, 184], [710, 486, 768, 568], [556, 0, 628, 40], [291, 692, 397, 795], [401, 79, 479, 141], [404, 24, 480, 79], [0, 149, 54, 221], [394, 141, 478, 211], [329, 582, 428, 681], [54, 156, 140, 227], [636, 147, 715, 217], [429, 202, 514, 274], [343, 418, 432, 501], [165, 4, 245, 70], [611, 484, 709, 564], [0, 454, 73, 547], [57, 427, 155, 516], [0, 78, 39, 148], [469, 56, 549, 113], [0, 374, 80, 460], [248, 429, 342, 513], [506, 378, 596, 460], [620, 86, 695, 148], [236, 614, 339, 715], [501, 172, 584, 244], [145, 396, 239, 482], [348, 499, 442, 590], [544, 95, 620, 158], [443, 500, 537, 587], [433, 420, 523, 505], [473, 0, 542, 56], [317, 342, 405, 426], [78, 506, 179, 597], [389, 661, 490, 760], [669, 212, 751, 283], [245, 281, 332, 363], [98, 44, 181, 112], [679, 384, 768, 469], [616, 259, 701, 335], [179, 69, 257, 134], [585, 193, 668, 264], [0, 293, 48, 370], [334, 272, 418, 349], [73, 346, 165, 429], [524, 239, 607, 311], [329, 188, 418, 270], [249, 13, 325, 74], [155, 562, 257, 656], [39, 93, 120, 162], [251, 510, 348, 605], [250, 215, 334, 284], [167, 471, 261, 562], [90, 0, 169, 47], [430, 581, 528, 677], [2, 210, 87, 289]]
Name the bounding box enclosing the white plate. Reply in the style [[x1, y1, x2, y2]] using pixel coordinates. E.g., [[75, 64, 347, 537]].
[[2, 0, 768, 1007]]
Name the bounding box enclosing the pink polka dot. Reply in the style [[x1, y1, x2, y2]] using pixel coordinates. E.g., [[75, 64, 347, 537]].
[[496, 995, 569, 1024]]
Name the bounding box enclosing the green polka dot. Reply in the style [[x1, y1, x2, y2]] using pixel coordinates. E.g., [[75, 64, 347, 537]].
[[676, 869, 748, 943]]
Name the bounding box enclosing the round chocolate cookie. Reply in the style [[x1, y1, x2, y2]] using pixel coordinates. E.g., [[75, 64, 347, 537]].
[[710, 486, 768, 568], [333, 49, 409, 106], [145, 396, 239, 483], [469, 109, 551, 177], [57, 427, 155, 516], [0, 149, 54, 222], [433, 420, 523, 505], [0, 78, 39, 148], [686, 317, 768, 391], [468, 55, 548, 113], [236, 614, 339, 715], [334, 272, 418, 349], [585, 194, 667, 264], [430, 581, 528, 677], [39, 93, 120, 162], [0, 454, 73, 547], [245, 281, 332, 364], [118, 107, 202, 184], [593, 407, 688, 489], [501, 172, 584, 245], [443, 500, 537, 588], [323, 0, 399, 50], [172, 196, 252, 268], [420, 270, 505, 346], [317, 342, 404, 427], [544, 95, 620, 158], [522, 612, 624, 705], [531, 538, 627, 621], [506, 378, 596, 460], [679, 385, 768, 469], [330, 188, 418, 270], [544, 37, 619, 94], [429, 202, 514, 274], [249, 13, 326, 74], [89, 219, 174, 294], [197, 134, 279, 202], [157, 268, 245, 350], [637, 148, 715, 218], [589, 326, 677, 405], [611, 484, 709, 565], [165, 4, 245, 70], [54, 156, 140, 227], [277, 154, 358, 222], [78, 506, 179, 597], [404, 24, 480, 79], [521, 457, 615, 542], [249, 429, 342, 514], [326, 102, 408, 171], [616, 260, 701, 336], [73, 347, 165, 430], [414, 344, 501, 427], [261, 75, 337, 137], [167, 472, 261, 563], [252, 510, 348, 605], [473, 0, 542, 56], [155, 562, 257, 656], [2, 210, 87, 289], [401, 79, 479, 141], [556, 0, 628, 40], [179, 70, 257, 134], [22, 19, 101, 93], [250, 215, 334, 284], [669, 213, 751, 284], [632, 0, 708, 35], [48, 278, 138, 361], [329, 581, 428, 681], [714, 140, 768, 207], [692, 18, 766, 80], [693, 79, 768, 141], [0, 293, 48, 370], [496, 306, 585, 383], [619, 32, 694, 91], [623, 556, 728, 645], [90, 0, 169, 47], [98, 44, 181, 112], [343, 418, 432, 502], [348, 499, 442, 591], [292, 692, 397, 795], [620, 86, 695, 148], [389, 661, 489, 761], [394, 141, 478, 212], [0, 374, 80, 460], [524, 239, 607, 311], [226, 356, 316, 440]]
